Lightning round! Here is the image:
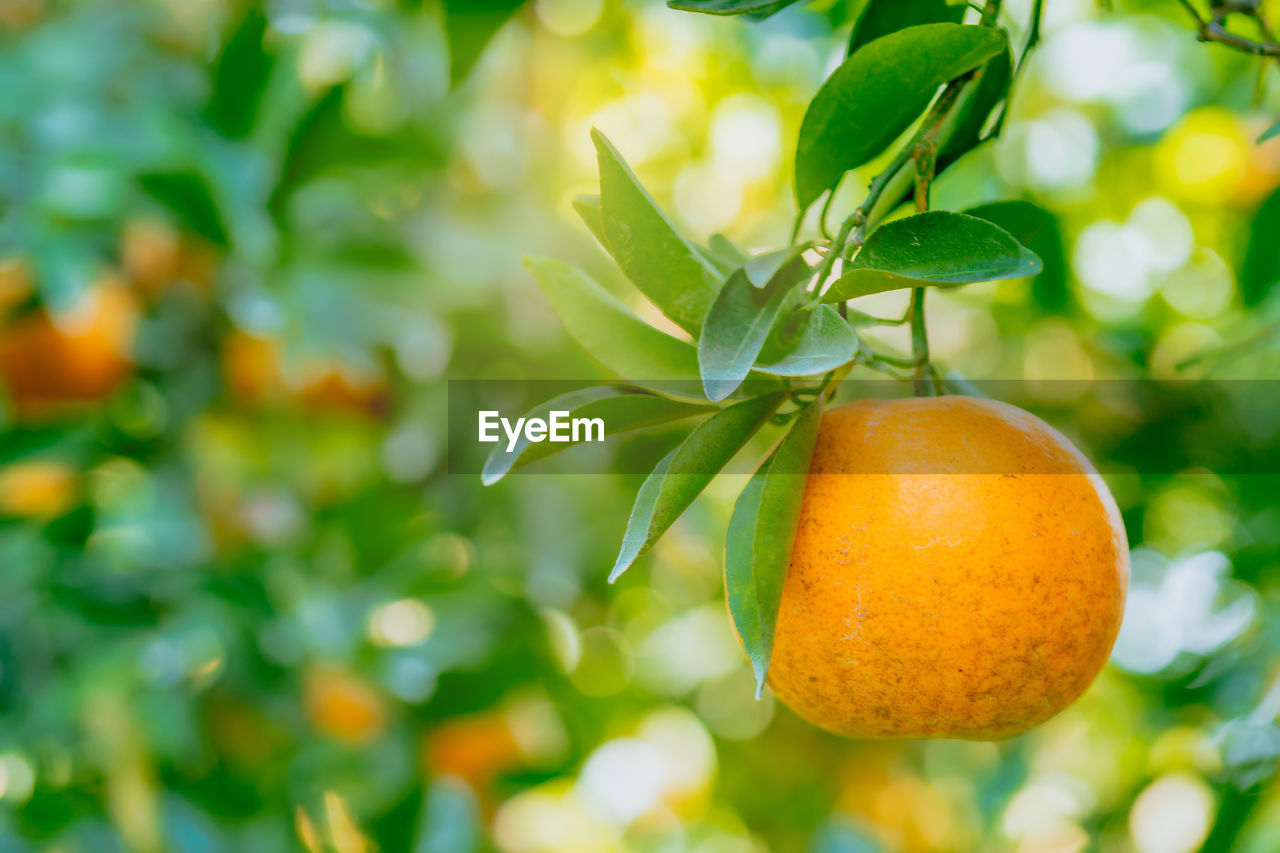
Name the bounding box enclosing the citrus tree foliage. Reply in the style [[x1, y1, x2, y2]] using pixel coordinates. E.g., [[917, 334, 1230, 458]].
[[492, 1, 1051, 696]]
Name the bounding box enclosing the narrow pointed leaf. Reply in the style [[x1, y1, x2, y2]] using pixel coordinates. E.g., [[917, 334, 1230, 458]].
[[822, 211, 1042, 302], [756, 305, 859, 376], [572, 194, 608, 248], [795, 23, 1007, 210], [443, 0, 524, 88], [1258, 118, 1280, 144], [482, 386, 713, 485], [848, 0, 964, 56], [727, 398, 823, 696], [699, 257, 811, 401], [935, 45, 1012, 170], [668, 0, 803, 16], [708, 233, 749, 268], [594, 129, 721, 334], [610, 392, 785, 582], [525, 257, 702, 381], [745, 244, 812, 289]]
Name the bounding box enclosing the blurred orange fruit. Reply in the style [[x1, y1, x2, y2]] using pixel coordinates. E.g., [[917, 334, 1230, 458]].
[[0, 459, 78, 518], [426, 712, 524, 790], [222, 332, 387, 416], [0, 279, 138, 418], [765, 396, 1129, 740], [304, 667, 387, 743], [121, 219, 217, 298]]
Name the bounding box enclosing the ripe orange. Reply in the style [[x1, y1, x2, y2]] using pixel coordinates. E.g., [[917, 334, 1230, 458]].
[[0, 279, 138, 417], [766, 396, 1128, 740], [222, 331, 387, 416]]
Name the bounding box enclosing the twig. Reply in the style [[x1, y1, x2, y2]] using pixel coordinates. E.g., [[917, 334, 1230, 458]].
[[1175, 0, 1280, 57]]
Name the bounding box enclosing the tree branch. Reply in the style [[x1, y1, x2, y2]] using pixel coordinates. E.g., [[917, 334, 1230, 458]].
[[1176, 0, 1280, 57]]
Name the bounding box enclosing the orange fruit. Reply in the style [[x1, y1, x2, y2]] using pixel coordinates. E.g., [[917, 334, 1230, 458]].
[[426, 712, 523, 788], [0, 279, 138, 417], [0, 460, 78, 518], [304, 667, 387, 743], [766, 396, 1128, 740], [222, 331, 387, 416]]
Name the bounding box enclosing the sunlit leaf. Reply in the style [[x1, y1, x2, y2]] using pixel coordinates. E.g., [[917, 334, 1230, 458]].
[[699, 257, 810, 401], [610, 392, 785, 582], [822, 211, 1041, 302], [594, 129, 721, 334], [726, 397, 822, 696], [572, 193, 608, 248], [756, 305, 859, 376], [482, 386, 712, 484], [525, 257, 702, 382], [795, 23, 1007, 209]]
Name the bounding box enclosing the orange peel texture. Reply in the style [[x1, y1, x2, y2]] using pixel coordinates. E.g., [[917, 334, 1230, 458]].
[[766, 396, 1129, 740]]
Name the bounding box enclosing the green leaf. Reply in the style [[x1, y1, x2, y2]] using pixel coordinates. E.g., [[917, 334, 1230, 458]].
[[594, 129, 721, 335], [1258, 118, 1280, 144], [572, 194, 608, 248], [699, 257, 811, 401], [610, 392, 785, 582], [708, 233, 748, 268], [848, 0, 964, 56], [206, 7, 276, 140], [481, 386, 712, 485], [668, 0, 804, 16], [525, 257, 702, 381], [963, 200, 1045, 246], [795, 23, 1007, 210], [744, 244, 811, 289], [966, 200, 1069, 311], [137, 171, 230, 246], [726, 398, 823, 696], [756, 305, 859, 376], [1243, 187, 1280, 306], [822, 210, 1042, 302], [935, 45, 1012, 171], [443, 0, 524, 88]]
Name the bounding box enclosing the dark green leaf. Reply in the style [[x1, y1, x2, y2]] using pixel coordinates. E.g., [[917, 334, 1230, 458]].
[[699, 257, 811, 401], [668, 0, 804, 16], [756, 305, 859, 376], [935, 45, 1012, 171], [848, 0, 964, 56], [481, 386, 712, 484], [1243, 187, 1280, 306], [525, 257, 702, 381], [572, 194, 607, 248], [594, 129, 721, 335], [727, 397, 822, 696], [610, 392, 785, 582], [443, 0, 525, 88], [965, 200, 1069, 311], [1258, 118, 1280, 144], [137, 171, 229, 246], [822, 211, 1042, 302], [795, 23, 1007, 210], [206, 7, 275, 139]]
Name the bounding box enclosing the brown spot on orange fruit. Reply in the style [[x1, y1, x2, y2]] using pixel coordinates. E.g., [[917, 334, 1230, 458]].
[[763, 396, 1128, 740], [0, 279, 138, 418]]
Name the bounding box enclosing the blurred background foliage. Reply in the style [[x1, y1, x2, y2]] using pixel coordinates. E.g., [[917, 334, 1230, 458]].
[[1, 0, 1280, 851]]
